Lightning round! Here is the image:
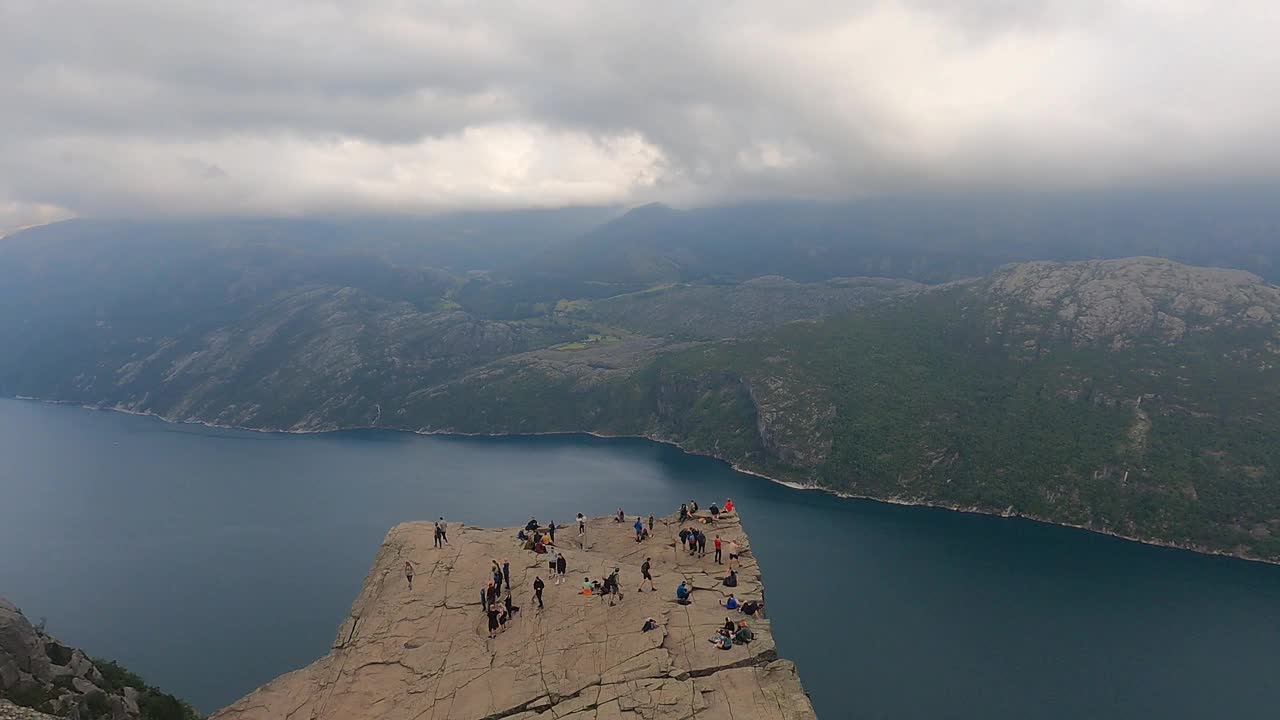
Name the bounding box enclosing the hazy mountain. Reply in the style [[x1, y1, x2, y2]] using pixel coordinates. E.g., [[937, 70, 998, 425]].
[[3, 209, 1280, 561], [416, 258, 1280, 561], [533, 188, 1280, 285]]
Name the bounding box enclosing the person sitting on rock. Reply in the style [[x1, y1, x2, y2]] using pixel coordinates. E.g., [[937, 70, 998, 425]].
[[739, 599, 764, 617], [679, 504, 689, 522], [709, 626, 733, 649], [690, 500, 699, 516], [723, 498, 734, 514], [733, 621, 754, 645], [720, 594, 738, 611], [526, 517, 540, 532], [722, 569, 738, 588], [676, 581, 692, 605], [642, 617, 659, 633], [708, 503, 720, 522]]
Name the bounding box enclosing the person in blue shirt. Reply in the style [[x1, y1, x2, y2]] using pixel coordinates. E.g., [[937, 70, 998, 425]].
[[633, 517, 644, 542], [720, 594, 738, 611], [676, 580, 691, 605]]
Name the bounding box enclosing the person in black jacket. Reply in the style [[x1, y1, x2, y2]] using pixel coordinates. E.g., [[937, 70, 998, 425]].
[[533, 576, 545, 609]]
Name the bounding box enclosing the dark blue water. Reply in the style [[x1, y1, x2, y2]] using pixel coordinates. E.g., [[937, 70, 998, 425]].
[[2, 399, 1279, 718]]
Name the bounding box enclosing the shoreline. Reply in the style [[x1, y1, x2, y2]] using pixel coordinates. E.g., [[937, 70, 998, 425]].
[[8, 393, 1277, 568]]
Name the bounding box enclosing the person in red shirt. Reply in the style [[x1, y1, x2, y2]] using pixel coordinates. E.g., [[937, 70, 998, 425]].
[[713, 535, 723, 564], [723, 499, 734, 514]]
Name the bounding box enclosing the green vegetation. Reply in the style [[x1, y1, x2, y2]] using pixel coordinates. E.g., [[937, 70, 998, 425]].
[[93, 657, 203, 720]]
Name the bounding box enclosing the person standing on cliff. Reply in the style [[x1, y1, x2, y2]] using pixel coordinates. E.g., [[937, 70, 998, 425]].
[[639, 557, 655, 592], [555, 551, 567, 584], [577, 513, 586, 537], [697, 530, 707, 557], [433, 521, 443, 548], [533, 576, 545, 609], [633, 516, 644, 542], [404, 561, 415, 590], [714, 535, 722, 564], [502, 558, 511, 591], [548, 520, 556, 545], [547, 549, 558, 580], [648, 513, 655, 533], [438, 517, 450, 545]]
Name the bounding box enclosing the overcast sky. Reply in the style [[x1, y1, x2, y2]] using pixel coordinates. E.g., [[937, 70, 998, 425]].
[[2, 0, 1277, 232]]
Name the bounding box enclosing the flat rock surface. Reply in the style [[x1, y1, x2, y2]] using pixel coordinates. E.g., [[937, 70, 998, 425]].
[[212, 513, 816, 720]]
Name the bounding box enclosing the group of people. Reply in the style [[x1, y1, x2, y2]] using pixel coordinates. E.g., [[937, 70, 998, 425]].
[[483, 560, 520, 639], [408, 502, 760, 644]]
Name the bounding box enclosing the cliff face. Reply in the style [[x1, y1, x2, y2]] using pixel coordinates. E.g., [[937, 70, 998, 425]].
[[212, 514, 816, 720]]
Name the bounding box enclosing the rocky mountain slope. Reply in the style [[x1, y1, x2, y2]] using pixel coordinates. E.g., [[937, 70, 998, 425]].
[[212, 513, 815, 720], [2, 218, 1278, 562], [0, 599, 197, 720], [410, 258, 1280, 561]]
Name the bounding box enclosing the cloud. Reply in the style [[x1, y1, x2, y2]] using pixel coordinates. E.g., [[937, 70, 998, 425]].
[[1, 0, 1277, 219]]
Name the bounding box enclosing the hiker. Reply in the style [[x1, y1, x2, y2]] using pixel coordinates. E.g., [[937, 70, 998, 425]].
[[502, 558, 511, 591], [727, 540, 740, 570], [438, 518, 450, 545], [517, 529, 528, 542], [434, 521, 444, 548], [548, 520, 556, 544], [720, 594, 739, 610], [487, 602, 500, 638], [603, 567, 623, 605], [648, 513, 655, 533], [581, 577, 596, 595], [709, 626, 733, 649], [708, 503, 720, 522], [577, 513, 586, 536], [724, 498, 734, 514], [615, 508, 625, 523], [739, 600, 764, 617], [639, 557, 655, 592], [679, 504, 689, 522], [547, 550, 558, 579], [697, 530, 707, 557], [714, 535, 722, 564], [690, 500, 699, 516], [689, 530, 700, 556], [678, 527, 690, 547], [526, 517, 539, 532], [480, 585, 487, 613], [404, 561, 414, 591], [634, 516, 644, 542], [556, 552, 567, 584], [533, 576, 545, 609], [676, 581, 691, 605], [504, 593, 519, 619], [642, 617, 659, 633], [723, 569, 738, 588]]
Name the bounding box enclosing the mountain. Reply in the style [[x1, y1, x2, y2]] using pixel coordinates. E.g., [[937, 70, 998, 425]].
[[413, 258, 1280, 561], [532, 188, 1280, 285], [2, 212, 1279, 561]]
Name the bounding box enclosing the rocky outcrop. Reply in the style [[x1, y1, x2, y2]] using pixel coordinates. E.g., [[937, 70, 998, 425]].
[[0, 699, 59, 720], [0, 599, 139, 720], [212, 513, 816, 720], [985, 257, 1280, 348]]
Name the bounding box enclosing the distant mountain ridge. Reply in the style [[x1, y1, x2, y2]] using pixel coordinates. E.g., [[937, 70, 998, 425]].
[[2, 207, 1279, 561]]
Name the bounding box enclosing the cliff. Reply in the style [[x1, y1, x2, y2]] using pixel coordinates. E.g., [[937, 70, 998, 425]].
[[211, 513, 816, 720]]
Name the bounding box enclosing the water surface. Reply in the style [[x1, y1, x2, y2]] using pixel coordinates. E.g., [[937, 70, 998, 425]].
[[2, 399, 1278, 718]]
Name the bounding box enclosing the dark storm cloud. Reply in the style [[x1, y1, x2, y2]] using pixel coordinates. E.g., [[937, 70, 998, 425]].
[[1, 0, 1277, 230]]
